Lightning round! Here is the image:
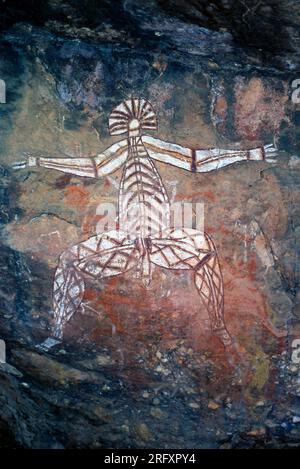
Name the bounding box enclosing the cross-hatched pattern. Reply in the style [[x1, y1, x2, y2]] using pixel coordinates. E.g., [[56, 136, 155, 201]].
[[149, 228, 230, 344], [53, 262, 85, 339], [53, 231, 140, 338]]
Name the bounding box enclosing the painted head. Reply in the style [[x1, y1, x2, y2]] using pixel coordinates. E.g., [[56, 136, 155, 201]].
[[109, 98, 157, 137]]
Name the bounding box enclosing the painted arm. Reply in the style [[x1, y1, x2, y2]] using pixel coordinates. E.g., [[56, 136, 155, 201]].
[[13, 139, 128, 177], [142, 135, 277, 173]]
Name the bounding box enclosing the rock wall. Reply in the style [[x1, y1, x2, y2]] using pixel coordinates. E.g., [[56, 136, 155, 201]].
[[0, 0, 299, 448]]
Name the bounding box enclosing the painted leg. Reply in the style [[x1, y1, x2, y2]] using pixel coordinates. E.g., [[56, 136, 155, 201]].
[[52, 246, 85, 339], [150, 228, 232, 347], [38, 230, 140, 349], [193, 232, 231, 346], [37, 245, 84, 351]]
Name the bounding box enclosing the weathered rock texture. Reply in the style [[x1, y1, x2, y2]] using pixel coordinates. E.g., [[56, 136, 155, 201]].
[[0, 0, 299, 449]]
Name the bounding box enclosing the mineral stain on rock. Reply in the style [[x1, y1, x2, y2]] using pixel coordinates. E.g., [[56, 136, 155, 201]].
[[0, 0, 299, 450]]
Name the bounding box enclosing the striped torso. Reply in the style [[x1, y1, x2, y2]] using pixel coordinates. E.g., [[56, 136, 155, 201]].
[[119, 136, 170, 240]]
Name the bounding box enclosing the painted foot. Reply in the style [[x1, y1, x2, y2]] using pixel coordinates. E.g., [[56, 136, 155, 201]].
[[214, 327, 233, 347], [36, 336, 61, 352]]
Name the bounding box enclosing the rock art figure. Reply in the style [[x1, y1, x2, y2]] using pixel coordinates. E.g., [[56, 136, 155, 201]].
[[14, 98, 277, 348]]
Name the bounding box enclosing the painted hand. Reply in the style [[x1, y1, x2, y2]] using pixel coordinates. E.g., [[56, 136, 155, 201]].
[[263, 143, 278, 163], [12, 151, 37, 170], [249, 143, 278, 163]]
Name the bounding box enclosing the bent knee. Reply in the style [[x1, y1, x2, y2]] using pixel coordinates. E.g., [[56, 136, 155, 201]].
[[58, 247, 78, 268]]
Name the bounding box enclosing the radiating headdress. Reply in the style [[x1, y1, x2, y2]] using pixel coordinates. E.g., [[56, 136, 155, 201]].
[[109, 98, 157, 136]]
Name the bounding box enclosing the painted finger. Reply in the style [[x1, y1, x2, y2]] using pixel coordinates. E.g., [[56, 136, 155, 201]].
[[12, 161, 27, 169]]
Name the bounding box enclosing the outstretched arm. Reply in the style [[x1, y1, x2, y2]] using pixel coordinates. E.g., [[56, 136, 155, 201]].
[[142, 135, 277, 173], [13, 139, 128, 177]]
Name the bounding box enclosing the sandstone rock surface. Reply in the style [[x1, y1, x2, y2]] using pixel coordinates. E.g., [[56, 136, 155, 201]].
[[0, 0, 299, 449]]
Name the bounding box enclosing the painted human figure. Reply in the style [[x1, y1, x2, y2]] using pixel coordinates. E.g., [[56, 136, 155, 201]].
[[14, 98, 277, 347]]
